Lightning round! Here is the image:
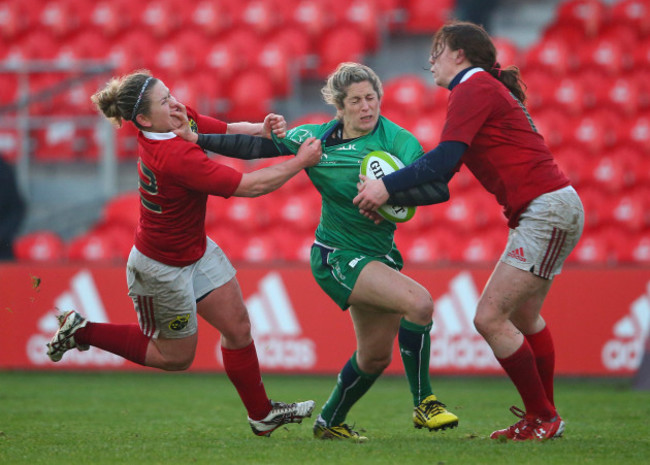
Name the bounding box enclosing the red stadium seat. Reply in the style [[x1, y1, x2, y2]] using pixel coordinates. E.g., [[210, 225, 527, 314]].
[[567, 231, 611, 264], [102, 191, 141, 231], [221, 195, 271, 233], [32, 122, 78, 161], [403, 114, 445, 149], [403, 0, 454, 34], [576, 37, 628, 76], [289, 112, 333, 128], [288, 0, 332, 40], [493, 37, 520, 68], [399, 235, 446, 264], [446, 231, 500, 264], [554, 147, 592, 189], [203, 40, 243, 88], [231, 0, 281, 36], [617, 233, 650, 264], [331, 0, 382, 52], [0, 0, 32, 40], [136, 0, 182, 39], [607, 193, 647, 232], [564, 110, 617, 155], [225, 69, 274, 122], [66, 230, 122, 263], [13, 231, 66, 262], [187, 1, 233, 37], [256, 40, 294, 97], [588, 155, 626, 193], [272, 191, 320, 232], [528, 109, 569, 150], [274, 229, 314, 263], [77, 0, 134, 38], [610, 0, 650, 37], [554, 0, 608, 38], [316, 25, 367, 78], [269, 25, 315, 75], [381, 75, 432, 121], [233, 234, 279, 263], [549, 76, 587, 116], [624, 115, 650, 154], [522, 38, 575, 77], [577, 186, 608, 230], [38, 0, 78, 39]]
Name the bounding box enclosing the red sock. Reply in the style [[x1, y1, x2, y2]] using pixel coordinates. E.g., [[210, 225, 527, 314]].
[[497, 339, 556, 420], [75, 323, 150, 366], [526, 326, 556, 407], [221, 341, 271, 420]]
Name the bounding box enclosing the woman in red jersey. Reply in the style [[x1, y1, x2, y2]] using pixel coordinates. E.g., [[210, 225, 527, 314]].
[[354, 21, 584, 441], [47, 70, 322, 437]]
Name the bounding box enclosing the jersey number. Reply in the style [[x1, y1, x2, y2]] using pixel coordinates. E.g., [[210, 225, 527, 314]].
[[138, 159, 162, 213]]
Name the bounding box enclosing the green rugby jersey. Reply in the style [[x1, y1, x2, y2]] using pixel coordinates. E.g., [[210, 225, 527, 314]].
[[273, 116, 424, 256]]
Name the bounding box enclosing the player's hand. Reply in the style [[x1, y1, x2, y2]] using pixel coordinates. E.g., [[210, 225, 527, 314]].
[[263, 113, 287, 139], [295, 137, 322, 167], [353, 175, 389, 211], [171, 105, 198, 143], [358, 208, 385, 224]]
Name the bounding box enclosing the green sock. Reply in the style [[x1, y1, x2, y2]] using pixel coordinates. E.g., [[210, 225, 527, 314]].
[[399, 318, 433, 406], [320, 353, 379, 426]]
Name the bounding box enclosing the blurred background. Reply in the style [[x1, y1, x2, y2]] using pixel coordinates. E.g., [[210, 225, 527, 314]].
[[1, 0, 648, 267]]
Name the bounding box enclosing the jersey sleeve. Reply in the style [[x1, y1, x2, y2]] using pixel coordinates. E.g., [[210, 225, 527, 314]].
[[186, 106, 228, 135], [440, 80, 495, 145], [391, 129, 425, 164], [272, 125, 319, 154], [171, 143, 243, 198]]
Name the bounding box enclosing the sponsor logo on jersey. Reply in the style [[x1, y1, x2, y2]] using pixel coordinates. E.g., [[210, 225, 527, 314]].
[[602, 281, 650, 371], [335, 144, 357, 151], [507, 247, 526, 262], [169, 314, 190, 331], [430, 272, 500, 369], [234, 272, 316, 369], [29, 270, 124, 366]]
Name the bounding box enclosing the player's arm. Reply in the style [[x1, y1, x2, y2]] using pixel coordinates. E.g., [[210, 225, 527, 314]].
[[234, 138, 321, 197], [196, 133, 293, 159], [354, 141, 465, 210], [226, 113, 287, 139]]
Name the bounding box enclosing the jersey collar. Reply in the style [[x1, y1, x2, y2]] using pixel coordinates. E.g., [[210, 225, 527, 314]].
[[141, 130, 177, 140], [448, 67, 485, 91]]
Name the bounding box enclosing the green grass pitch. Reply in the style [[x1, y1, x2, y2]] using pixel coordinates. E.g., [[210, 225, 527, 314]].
[[1, 372, 648, 465]]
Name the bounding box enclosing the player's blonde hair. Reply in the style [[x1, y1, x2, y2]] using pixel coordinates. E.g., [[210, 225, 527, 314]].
[[321, 62, 383, 115], [91, 70, 157, 128]]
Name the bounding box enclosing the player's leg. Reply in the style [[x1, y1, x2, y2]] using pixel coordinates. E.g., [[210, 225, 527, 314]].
[[196, 247, 314, 436], [314, 306, 397, 442], [349, 262, 458, 431]]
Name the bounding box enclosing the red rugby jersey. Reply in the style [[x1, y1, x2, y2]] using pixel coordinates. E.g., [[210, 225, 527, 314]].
[[440, 70, 570, 227], [134, 107, 242, 266]]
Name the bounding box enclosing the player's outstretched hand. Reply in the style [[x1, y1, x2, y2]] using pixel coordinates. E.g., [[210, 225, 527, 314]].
[[263, 113, 287, 139], [171, 104, 198, 143], [353, 174, 389, 211], [295, 137, 322, 167]]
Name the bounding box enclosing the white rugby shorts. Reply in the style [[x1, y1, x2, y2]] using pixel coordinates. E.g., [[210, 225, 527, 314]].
[[500, 186, 584, 279], [126, 238, 236, 339]]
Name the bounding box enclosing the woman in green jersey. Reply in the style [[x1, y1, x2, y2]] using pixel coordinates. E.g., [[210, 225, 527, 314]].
[[173, 63, 454, 442]]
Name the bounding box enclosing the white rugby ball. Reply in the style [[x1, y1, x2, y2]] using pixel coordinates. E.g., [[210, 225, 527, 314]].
[[360, 150, 416, 223]]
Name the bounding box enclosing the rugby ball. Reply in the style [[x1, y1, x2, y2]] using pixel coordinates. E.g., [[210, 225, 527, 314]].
[[360, 151, 416, 223]]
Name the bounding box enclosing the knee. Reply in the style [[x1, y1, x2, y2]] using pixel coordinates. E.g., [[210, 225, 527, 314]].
[[161, 352, 195, 371], [407, 291, 434, 324], [358, 352, 391, 375], [221, 319, 252, 348]]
